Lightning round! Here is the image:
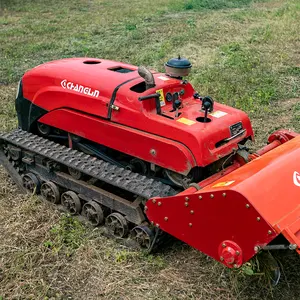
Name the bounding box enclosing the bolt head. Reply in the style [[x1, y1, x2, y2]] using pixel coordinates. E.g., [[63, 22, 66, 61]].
[[158, 201, 162, 206], [185, 202, 189, 207], [236, 251, 240, 255], [254, 246, 260, 252], [144, 206, 148, 211], [185, 197, 189, 201], [155, 223, 160, 228], [190, 210, 194, 214], [246, 204, 250, 208], [198, 195, 202, 200], [152, 199, 156, 204], [233, 264, 238, 268], [210, 194, 214, 199], [164, 217, 168, 221], [150, 149, 156, 156], [151, 221, 154, 225], [220, 256, 224, 261], [189, 223, 192, 227], [257, 217, 261, 221], [222, 243, 226, 248], [268, 230, 272, 235], [222, 193, 226, 197]]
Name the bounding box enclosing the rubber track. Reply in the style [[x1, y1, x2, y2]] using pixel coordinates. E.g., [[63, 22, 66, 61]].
[[0, 129, 176, 199]]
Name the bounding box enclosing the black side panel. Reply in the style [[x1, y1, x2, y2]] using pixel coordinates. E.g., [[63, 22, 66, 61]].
[[15, 80, 48, 131]]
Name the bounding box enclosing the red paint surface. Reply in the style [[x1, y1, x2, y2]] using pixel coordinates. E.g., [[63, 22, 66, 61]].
[[22, 57, 254, 173], [146, 135, 300, 266]]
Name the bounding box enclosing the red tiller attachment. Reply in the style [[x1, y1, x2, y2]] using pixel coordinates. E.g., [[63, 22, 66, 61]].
[[146, 131, 300, 268]]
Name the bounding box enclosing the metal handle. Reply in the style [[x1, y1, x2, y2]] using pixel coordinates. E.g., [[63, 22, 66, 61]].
[[138, 93, 160, 101], [224, 129, 246, 142]]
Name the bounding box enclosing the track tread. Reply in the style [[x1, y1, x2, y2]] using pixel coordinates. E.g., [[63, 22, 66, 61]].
[[0, 129, 176, 199]]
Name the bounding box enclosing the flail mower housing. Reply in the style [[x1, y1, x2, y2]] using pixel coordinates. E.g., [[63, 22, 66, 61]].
[[1, 56, 299, 283]]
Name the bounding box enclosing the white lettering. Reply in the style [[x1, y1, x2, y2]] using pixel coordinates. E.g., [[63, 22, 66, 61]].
[[61, 79, 67, 89], [293, 171, 300, 187], [83, 87, 89, 95], [60, 79, 100, 98]]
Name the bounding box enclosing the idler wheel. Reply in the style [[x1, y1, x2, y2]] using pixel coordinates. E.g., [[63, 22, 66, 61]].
[[22, 173, 41, 194], [68, 167, 83, 180], [61, 191, 82, 215], [105, 213, 128, 238], [130, 225, 154, 250], [40, 181, 60, 204], [82, 201, 104, 226]]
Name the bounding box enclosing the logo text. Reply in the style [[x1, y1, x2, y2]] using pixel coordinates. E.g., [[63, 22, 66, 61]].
[[61, 80, 100, 98]]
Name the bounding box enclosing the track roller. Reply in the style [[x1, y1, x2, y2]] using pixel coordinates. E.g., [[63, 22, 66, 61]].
[[82, 201, 104, 226], [41, 181, 60, 204], [7, 145, 21, 161], [22, 173, 41, 194], [37, 122, 51, 136], [68, 167, 83, 180], [105, 212, 129, 238], [131, 225, 154, 250], [61, 191, 82, 215]]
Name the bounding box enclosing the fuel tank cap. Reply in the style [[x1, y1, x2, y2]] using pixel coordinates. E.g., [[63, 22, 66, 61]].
[[165, 56, 192, 78]]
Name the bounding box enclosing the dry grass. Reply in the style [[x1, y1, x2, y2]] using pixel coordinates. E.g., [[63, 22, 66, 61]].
[[0, 0, 300, 299]]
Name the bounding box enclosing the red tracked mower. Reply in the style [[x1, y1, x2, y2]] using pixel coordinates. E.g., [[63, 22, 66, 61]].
[[1, 56, 299, 283]]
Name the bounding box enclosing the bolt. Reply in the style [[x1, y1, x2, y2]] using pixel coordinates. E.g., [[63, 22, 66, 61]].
[[257, 217, 261, 221], [220, 256, 224, 261], [156, 223, 160, 228], [268, 230, 272, 235], [289, 244, 297, 250], [254, 246, 260, 252], [199, 195, 202, 200], [150, 149, 156, 156], [222, 243, 226, 248], [233, 264, 238, 268], [222, 193, 226, 197], [189, 223, 192, 227], [151, 221, 154, 225], [185, 202, 189, 207], [164, 217, 168, 221], [210, 194, 214, 199], [158, 201, 162, 206], [190, 210, 194, 214], [185, 197, 189, 201], [144, 206, 148, 211], [236, 251, 240, 255], [246, 204, 250, 208], [152, 199, 156, 204]]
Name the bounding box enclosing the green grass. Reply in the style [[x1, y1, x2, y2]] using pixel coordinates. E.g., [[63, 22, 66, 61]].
[[0, 0, 300, 299], [44, 214, 87, 256], [1, 0, 299, 112]]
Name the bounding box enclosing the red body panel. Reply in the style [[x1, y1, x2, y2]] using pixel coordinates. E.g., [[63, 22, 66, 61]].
[[146, 135, 300, 266], [146, 190, 275, 268], [22, 58, 254, 174], [39, 109, 196, 173]]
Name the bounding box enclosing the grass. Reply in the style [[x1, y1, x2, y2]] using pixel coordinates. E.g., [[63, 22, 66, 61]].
[[0, 0, 300, 299]]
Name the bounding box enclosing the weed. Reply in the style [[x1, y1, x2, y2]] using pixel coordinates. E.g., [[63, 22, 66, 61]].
[[45, 214, 86, 255]]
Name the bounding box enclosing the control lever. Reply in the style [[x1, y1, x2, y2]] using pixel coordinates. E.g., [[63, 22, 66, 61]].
[[172, 92, 181, 118], [138, 93, 161, 115], [201, 96, 214, 123]]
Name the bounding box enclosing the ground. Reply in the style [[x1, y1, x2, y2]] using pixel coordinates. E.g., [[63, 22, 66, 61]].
[[0, 0, 299, 299]]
